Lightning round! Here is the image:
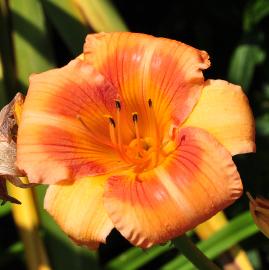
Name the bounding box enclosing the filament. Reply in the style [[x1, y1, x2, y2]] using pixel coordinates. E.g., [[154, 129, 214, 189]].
[[76, 115, 112, 147], [148, 99, 161, 165], [104, 115, 117, 146], [132, 112, 142, 151]]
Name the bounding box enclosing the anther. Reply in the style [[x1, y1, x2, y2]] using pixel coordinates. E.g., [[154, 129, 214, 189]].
[[104, 115, 117, 145], [104, 114, 116, 128], [108, 117, 116, 128], [115, 100, 121, 110], [148, 98, 153, 108], [77, 114, 94, 132], [132, 112, 138, 123]]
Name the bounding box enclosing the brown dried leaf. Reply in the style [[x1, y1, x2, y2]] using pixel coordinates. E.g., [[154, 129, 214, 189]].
[[5, 175, 36, 188], [0, 93, 27, 205], [0, 92, 24, 177], [0, 93, 24, 143]]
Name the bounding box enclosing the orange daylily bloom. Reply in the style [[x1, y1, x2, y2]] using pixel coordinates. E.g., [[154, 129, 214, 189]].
[[17, 32, 255, 249]]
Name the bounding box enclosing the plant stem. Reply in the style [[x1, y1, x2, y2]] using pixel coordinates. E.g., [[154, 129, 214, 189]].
[[172, 234, 221, 270]]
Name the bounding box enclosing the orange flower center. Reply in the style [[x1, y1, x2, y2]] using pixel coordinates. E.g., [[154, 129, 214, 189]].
[[78, 99, 176, 174], [104, 99, 176, 173]]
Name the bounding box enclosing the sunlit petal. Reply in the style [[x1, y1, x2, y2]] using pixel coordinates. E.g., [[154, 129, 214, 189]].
[[45, 176, 114, 249], [17, 59, 130, 184], [84, 32, 210, 137], [104, 127, 242, 248], [183, 79, 255, 155]]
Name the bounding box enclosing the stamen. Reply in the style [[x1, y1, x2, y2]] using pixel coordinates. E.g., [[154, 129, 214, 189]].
[[115, 99, 123, 150], [132, 112, 138, 123], [108, 117, 116, 128], [132, 112, 142, 151], [115, 99, 121, 111], [76, 115, 112, 147], [147, 99, 161, 165], [148, 98, 153, 108], [104, 115, 117, 145], [77, 115, 90, 131]]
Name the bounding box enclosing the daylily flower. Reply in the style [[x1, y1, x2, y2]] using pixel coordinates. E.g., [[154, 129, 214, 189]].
[[17, 32, 255, 249], [247, 192, 269, 238]]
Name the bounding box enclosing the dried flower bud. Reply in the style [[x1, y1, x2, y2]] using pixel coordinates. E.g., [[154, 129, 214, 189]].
[[247, 192, 269, 238], [0, 93, 34, 205]]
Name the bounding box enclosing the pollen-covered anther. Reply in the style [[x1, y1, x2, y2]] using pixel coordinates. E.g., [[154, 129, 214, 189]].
[[104, 115, 117, 145], [115, 99, 121, 111], [148, 98, 153, 108], [132, 112, 138, 123], [132, 112, 141, 149]]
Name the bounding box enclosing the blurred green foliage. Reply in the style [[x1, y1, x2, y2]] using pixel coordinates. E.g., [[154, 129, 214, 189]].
[[0, 0, 269, 269]]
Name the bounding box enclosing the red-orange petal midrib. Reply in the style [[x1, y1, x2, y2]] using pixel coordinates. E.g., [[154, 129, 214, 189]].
[[17, 59, 133, 184], [104, 127, 242, 248], [84, 32, 210, 138]]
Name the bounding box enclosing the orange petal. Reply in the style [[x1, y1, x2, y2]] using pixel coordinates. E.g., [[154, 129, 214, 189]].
[[182, 79, 255, 155], [104, 127, 242, 248], [17, 59, 130, 184], [84, 32, 210, 137], [44, 176, 114, 249]]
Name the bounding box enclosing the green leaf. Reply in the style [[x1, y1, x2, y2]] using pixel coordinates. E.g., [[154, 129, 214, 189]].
[[41, 0, 88, 56], [247, 249, 262, 270], [42, 0, 127, 57], [228, 44, 266, 91], [105, 243, 171, 270], [244, 0, 269, 32], [35, 185, 100, 270], [161, 212, 258, 270], [74, 0, 128, 32], [256, 114, 269, 136], [10, 0, 55, 92], [0, 0, 16, 99], [0, 54, 8, 108], [106, 232, 192, 270], [0, 241, 24, 267], [0, 202, 10, 218]]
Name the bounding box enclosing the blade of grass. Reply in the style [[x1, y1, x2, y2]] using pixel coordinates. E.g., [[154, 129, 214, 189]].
[[228, 44, 266, 91], [244, 0, 269, 32], [73, 0, 128, 32], [9, 0, 55, 92], [105, 243, 172, 270], [195, 211, 254, 270], [0, 0, 15, 99], [41, 0, 89, 56], [0, 241, 24, 267], [7, 177, 51, 270], [106, 232, 193, 270], [0, 200, 11, 217], [0, 53, 8, 107], [35, 185, 99, 270], [161, 211, 258, 270]]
